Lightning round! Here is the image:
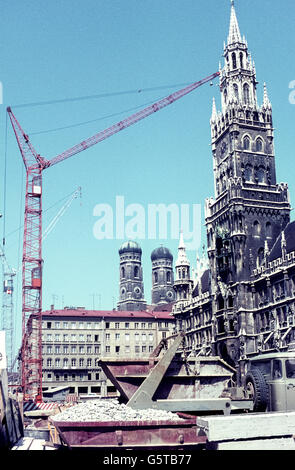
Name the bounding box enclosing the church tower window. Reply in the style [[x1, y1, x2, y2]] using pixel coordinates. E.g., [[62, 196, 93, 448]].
[[243, 135, 250, 150], [233, 83, 239, 101], [232, 52, 237, 69], [256, 137, 263, 152], [253, 220, 261, 237], [239, 52, 244, 69], [243, 83, 250, 104]]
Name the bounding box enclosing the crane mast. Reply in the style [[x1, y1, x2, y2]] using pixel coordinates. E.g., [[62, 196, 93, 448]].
[[7, 71, 219, 402]]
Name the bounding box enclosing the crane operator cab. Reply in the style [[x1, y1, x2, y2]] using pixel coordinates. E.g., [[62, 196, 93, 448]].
[[32, 175, 42, 196], [32, 267, 42, 289]]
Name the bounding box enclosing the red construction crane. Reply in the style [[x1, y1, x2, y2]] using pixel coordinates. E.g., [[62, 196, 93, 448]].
[[7, 71, 219, 402]]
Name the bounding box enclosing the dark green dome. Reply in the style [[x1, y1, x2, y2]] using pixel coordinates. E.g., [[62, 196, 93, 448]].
[[151, 246, 173, 262], [119, 240, 142, 255]]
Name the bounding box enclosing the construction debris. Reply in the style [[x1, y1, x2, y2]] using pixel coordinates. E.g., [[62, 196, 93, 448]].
[[52, 399, 183, 423]]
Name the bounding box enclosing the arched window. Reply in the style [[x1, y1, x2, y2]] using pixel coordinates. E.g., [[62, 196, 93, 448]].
[[253, 220, 261, 237], [243, 83, 250, 104], [256, 138, 263, 152], [243, 135, 250, 150], [244, 164, 252, 182], [240, 52, 244, 69], [121, 266, 125, 278], [232, 52, 237, 69], [256, 166, 265, 184], [182, 268, 186, 279], [266, 222, 272, 238], [166, 271, 171, 283], [134, 266, 139, 277], [233, 83, 239, 101], [154, 272, 158, 283]]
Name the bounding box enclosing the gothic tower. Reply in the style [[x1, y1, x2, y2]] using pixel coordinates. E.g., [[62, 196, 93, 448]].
[[206, 0, 290, 285], [117, 240, 147, 311], [173, 232, 193, 303], [205, 1, 291, 365], [151, 246, 175, 305]]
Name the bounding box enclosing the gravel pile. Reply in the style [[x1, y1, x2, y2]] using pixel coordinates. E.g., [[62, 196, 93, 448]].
[[52, 399, 183, 423]]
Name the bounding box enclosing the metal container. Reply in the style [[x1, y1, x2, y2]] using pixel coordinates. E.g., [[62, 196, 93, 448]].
[[50, 415, 206, 449]]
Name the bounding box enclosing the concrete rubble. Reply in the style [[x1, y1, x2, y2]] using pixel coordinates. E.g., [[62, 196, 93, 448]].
[[52, 399, 183, 422]]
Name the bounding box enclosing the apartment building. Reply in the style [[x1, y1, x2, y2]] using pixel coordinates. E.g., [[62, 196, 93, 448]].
[[41, 306, 175, 396]]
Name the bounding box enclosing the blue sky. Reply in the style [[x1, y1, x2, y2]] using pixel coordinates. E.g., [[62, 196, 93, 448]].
[[0, 0, 295, 353]]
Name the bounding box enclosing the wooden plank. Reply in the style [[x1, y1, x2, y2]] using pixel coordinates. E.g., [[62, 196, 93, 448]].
[[197, 411, 295, 442], [12, 437, 34, 450]]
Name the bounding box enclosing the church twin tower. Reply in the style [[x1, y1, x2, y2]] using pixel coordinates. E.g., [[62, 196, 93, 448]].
[[117, 240, 176, 311]]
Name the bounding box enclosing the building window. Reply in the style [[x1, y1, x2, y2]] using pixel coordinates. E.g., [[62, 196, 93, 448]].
[[79, 346, 85, 354], [79, 334, 84, 341], [79, 358, 84, 367], [135, 346, 140, 354], [71, 322, 76, 329], [244, 164, 252, 182], [149, 334, 153, 343], [71, 345, 77, 353], [55, 345, 60, 354], [71, 334, 77, 341], [134, 266, 139, 277], [256, 138, 263, 152], [63, 334, 69, 342], [232, 52, 237, 69], [142, 346, 146, 353], [87, 346, 92, 354], [115, 322, 120, 329], [47, 322, 52, 329], [47, 358, 52, 367], [106, 346, 110, 353], [55, 358, 60, 368], [243, 83, 250, 104], [87, 358, 92, 367], [63, 322, 68, 329], [266, 222, 272, 238], [71, 358, 76, 367], [115, 333, 120, 341], [233, 83, 239, 101], [125, 334, 130, 342], [239, 52, 244, 69], [253, 220, 261, 237], [55, 322, 60, 329], [125, 322, 129, 329], [134, 323, 139, 329], [115, 346, 120, 354], [142, 334, 146, 342], [106, 334, 110, 342], [86, 334, 91, 342], [243, 135, 250, 150]]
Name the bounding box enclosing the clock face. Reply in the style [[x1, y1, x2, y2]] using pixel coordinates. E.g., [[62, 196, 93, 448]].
[[166, 290, 174, 300]]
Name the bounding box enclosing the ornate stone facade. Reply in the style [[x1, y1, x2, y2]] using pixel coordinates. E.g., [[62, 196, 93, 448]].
[[172, 2, 295, 384]]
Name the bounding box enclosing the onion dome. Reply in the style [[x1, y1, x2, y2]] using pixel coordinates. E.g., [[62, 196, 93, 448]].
[[119, 240, 142, 255], [151, 246, 173, 262]]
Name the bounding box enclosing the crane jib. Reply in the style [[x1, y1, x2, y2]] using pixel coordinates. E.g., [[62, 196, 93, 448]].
[[47, 71, 219, 168]]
